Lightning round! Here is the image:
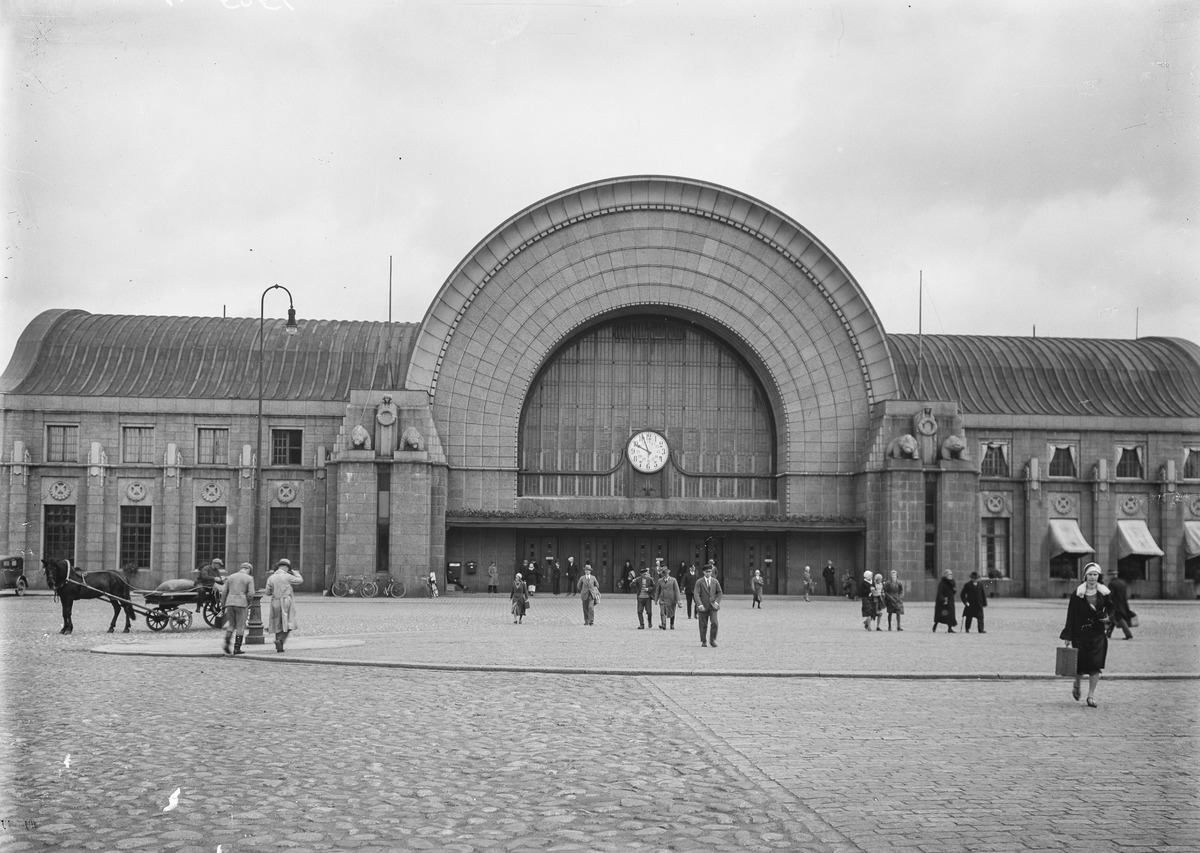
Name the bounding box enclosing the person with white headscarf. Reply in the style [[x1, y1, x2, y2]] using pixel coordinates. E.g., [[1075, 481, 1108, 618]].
[[1059, 562, 1114, 707]]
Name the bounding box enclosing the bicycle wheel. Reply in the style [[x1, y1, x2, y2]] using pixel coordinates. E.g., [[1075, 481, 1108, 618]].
[[359, 581, 378, 598], [331, 579, 350, 597]]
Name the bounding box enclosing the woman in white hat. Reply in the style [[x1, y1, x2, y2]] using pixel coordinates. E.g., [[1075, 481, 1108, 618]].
[[1059, 562, 1114, 707]]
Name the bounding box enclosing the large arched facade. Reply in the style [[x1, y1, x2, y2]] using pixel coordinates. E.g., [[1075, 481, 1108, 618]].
[[408, 176, 897, 592]]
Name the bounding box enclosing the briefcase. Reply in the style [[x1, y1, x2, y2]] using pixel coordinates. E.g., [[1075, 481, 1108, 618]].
[[1055, 646, 1078, 677]]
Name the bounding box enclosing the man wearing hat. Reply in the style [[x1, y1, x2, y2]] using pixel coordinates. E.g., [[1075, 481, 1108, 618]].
[[959, 571, 988, 633], [694, 562, 723, 647], [633, 565, 656, 629], [220, 562, 256, 656], [194, 557, 225, 613]]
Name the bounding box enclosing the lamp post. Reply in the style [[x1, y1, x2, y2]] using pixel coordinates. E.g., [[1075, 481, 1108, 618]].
[[253, 285, 299, 581]]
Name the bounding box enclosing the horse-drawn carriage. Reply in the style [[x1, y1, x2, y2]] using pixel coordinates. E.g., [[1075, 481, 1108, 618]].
[[40, 558, 224, 634], [2, 555, 29, 595]]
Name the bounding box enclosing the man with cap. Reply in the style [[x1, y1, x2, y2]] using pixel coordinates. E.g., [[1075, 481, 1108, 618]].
[[633, 565, 656, 629], [220, 562, 256, 656], [194, 557, 225, 612], [576, 563, 601, 625], [694, 562, 723, 647], [959, 571, 988, 633]]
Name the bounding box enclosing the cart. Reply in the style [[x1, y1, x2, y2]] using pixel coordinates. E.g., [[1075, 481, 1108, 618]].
[[139, 581, 224, 631], [2, 556, 28, 595]]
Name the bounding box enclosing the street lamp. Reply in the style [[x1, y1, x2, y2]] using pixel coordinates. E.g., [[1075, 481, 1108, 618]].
[[253, 284, 299, 582]]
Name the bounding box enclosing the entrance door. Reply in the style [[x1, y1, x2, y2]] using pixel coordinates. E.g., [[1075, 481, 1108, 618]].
[[688, 536, 725, 585], [579, 536, 614, 594], [633, 537, 669, 572], [521, 536, 558, 590], [741, 538, 778, 593]]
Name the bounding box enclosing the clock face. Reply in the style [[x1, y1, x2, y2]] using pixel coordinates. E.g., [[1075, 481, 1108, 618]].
[[627, 430, 669, 473]]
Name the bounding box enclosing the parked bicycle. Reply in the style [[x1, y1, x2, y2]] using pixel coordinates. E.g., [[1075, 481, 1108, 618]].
[[330, 575, 378, 598], [381, 575, 407, 598]]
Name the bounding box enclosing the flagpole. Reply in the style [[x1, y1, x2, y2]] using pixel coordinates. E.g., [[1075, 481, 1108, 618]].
[[917, 271, 924, 399]]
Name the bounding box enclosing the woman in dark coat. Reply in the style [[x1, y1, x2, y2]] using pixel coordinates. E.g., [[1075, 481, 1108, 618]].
[[932, 570, 957, 632], [859, 570, 876, 630], [1060, 562, 1114, 707], [510, 573, 529, 624]]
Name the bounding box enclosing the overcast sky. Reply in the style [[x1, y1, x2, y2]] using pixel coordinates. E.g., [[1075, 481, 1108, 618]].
[[2, 1, 1197, 373]]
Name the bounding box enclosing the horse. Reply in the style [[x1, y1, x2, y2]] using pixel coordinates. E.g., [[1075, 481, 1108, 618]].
[[41, 558, 137, 634]]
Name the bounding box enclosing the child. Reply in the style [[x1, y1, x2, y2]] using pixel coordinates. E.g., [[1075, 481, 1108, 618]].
[[871, 573, 886, 631]]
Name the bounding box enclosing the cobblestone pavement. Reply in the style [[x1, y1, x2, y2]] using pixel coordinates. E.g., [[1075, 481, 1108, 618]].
[[2, 593, 1197, 852]]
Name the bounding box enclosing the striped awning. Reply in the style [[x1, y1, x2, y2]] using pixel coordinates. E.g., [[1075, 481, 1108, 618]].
[[1183, 521, 1200, 558], [1116, 519, 1164, 559], [1049, 519, 1093, 556]]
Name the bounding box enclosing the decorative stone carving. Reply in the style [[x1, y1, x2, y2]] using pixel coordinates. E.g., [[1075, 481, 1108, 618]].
[[1189, 496, 1200, 517], [277, 483, 297, 504], [1120, 495, 1142, 516], [201, 482, 222, 503], [376, 395, 398, 454], [350, 424, 372, 450], [401, 426, 425, 452], [126, 482, 147, 502], [985, 494, 1007, 514], [940, 435, 967, 460], [886, 434, 919, 459], [49, 481, 72, 501], [1052, 494, 1074, 515]]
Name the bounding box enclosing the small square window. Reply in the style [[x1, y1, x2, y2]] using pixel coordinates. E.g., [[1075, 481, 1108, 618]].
[[1184, 448, 1200, 480], [198, 428, 229, 465], [122, 427, 155, 464], [1048, 445, 1077, 478], [46, 425, 79, 463], [980, 443, 1009, 477], [1116, 446, 1144, 479], [271, 429, 303, 466]]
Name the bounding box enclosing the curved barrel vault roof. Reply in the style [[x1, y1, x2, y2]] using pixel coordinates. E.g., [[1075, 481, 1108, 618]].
[[405, 175, 898, 481]]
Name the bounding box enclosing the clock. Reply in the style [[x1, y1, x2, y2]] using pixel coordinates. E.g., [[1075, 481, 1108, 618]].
[[627, 430, 669, 474]]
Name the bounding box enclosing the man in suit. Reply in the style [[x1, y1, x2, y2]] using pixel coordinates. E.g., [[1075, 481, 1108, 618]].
[[822, 561, 837, 596], [694, 562, 723, 647], [564, 557, 579, 593], [220, 561, 256, 656], [576, 563, 601, 625], [633, 566, 656, 629]]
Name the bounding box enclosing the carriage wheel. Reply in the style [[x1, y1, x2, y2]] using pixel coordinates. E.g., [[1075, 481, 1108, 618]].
[[202, 602, 224, 629], [359, 581, 378, 598], [14, 577, 27, 596], [168, 609, 193, 631], [146, 610, 169, 631]]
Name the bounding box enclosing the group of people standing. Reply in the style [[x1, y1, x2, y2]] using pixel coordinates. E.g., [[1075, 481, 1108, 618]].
[[858, 569, 908, 631], [931, 570, 988, 634], [200, 557, 302, 656]]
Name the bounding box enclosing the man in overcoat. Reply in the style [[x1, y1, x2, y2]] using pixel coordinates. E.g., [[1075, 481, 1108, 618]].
[[654, 567, 681, 630], [220, 562, 256, 656], [960, 571, 988, 633], [633, 566, 656, 629], [694, 563, 723, 647]]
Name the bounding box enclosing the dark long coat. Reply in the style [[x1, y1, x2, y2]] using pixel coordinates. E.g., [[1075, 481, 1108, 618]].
[[1060, 589, 1114, 674], [933, 577, 958, 626]]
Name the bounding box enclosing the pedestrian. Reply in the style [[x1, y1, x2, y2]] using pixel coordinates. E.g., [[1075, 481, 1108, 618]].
[[842, 571, 855, 599], [883, 569, 905, 631], [550, 557, 562, 595], [577, 563, 601, 625], [427, 570, 439, 598], [870, 573, 885, 631], [264, 557, 302, 652], [510, 572, 529, 624], [960, 571, 988, 633], [633, 566, 656, 629], [750, 569, 764, 608], [623, 561, 636, 593], [1059, 562, 1114, 707], [802, 566, 814, 602], [564, 556, 578, 593], [655, 566, 681, 629], [932, 569, 957, 632], [194, 557, 225, 613], [1105, 570, 1135, 640], [682, 563, 698, 618], [487, 561, 499, 594], [694, 562, 723, 647], [859, 569, 875, 630], [822, 560, 837, 596], [527, 561, 541, 596], [220, 561, 256, 656]]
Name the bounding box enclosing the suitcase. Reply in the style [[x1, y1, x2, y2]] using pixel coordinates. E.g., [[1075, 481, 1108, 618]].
[[1055, 646, 1078, 676]]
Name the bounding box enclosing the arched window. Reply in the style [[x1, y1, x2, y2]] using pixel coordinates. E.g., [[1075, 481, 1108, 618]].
[[519, 317, 776, 499]]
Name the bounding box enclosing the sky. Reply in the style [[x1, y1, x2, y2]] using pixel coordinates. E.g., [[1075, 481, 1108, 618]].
[[2, 1, 1197, 373]]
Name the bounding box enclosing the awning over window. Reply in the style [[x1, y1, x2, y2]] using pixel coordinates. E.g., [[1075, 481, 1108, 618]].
[[1115, 519, 1164, 559], [1183, 521, 1200, 558], [1049, 519, 1093, 556]]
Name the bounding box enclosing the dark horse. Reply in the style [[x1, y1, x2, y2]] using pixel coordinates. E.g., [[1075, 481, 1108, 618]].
[[41, 558, 137, 634]]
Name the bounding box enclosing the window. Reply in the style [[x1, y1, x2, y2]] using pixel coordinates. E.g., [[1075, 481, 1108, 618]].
[[1117, 554, 1147, 582], [924, 473, 938, 578], [1183, 448, 1200, 480], [122, 427, 155, 463], [1115, 446, 1144, 479], [1049, 553, 1079, 580], [271, 429, 303, 466], [43, 504, 76, 563], [269, 506, 301, 568], [120, 506, 152, 571], [980, 442, 1009, 477], [981, 518, 1009, 578], [46, 425, 79, 463], [1048, 445, 1077, 478], [197, 428, 229, 465], [195, 507, 227, 568]]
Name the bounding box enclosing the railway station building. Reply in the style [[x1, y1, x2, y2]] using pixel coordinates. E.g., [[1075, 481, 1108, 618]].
[[2, 176, 1199, 600]]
